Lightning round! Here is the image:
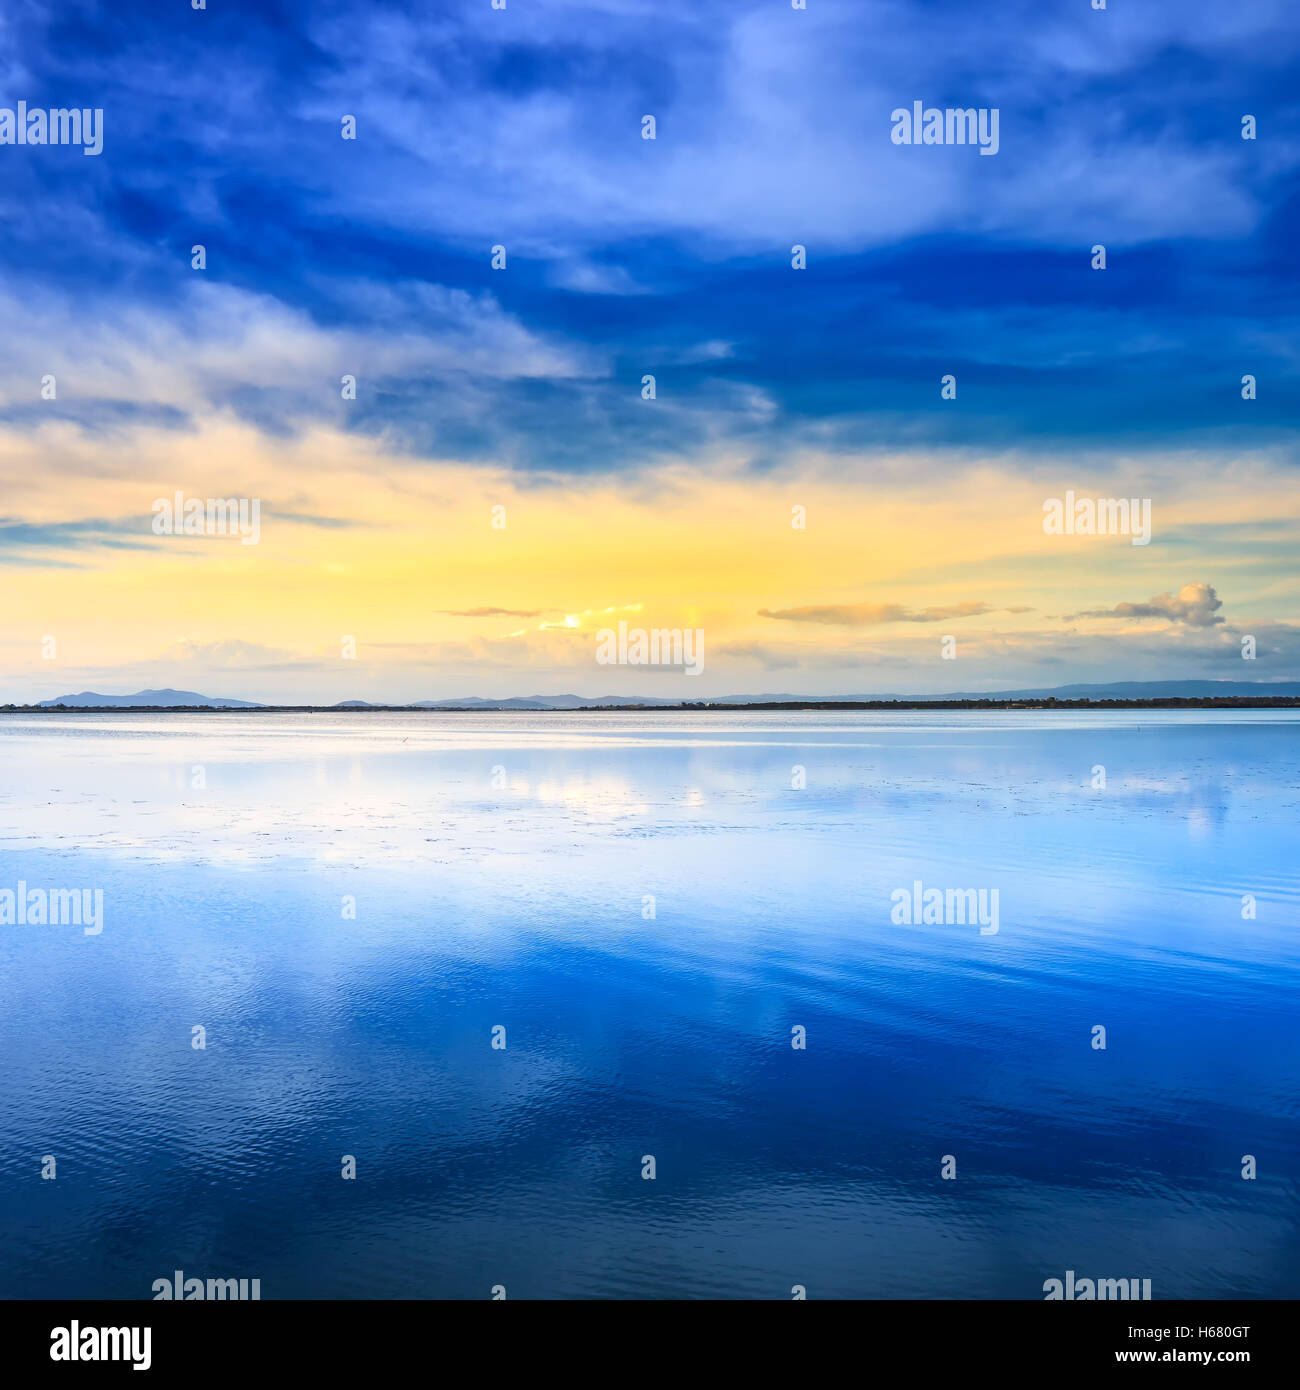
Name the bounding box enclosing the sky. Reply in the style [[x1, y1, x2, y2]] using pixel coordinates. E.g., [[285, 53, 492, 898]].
[[1, 0, 1298, 702]]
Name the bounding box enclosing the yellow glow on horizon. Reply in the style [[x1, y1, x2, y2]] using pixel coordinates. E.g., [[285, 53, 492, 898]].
[[2, 413, 1297, 696]]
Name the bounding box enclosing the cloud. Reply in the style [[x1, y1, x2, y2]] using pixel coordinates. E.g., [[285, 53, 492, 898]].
[[159, 639, 296, 668], [437, 607, 545, 618], [276, 511, 366, 530], [759, 600, 991, 626], [0, 0, 1294, 477], [711, 641, 802, 670], [290, 0, 1297, 253], [1064, 582, 1225, 627], [0, 279, 602, 419], [0, 517, 153, 559]]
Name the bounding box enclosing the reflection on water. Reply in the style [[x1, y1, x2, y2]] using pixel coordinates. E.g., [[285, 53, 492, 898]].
[[0, 711, 1296, 1298]]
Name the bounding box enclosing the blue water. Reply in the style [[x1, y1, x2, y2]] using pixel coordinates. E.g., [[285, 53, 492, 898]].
[[0, 710, 1296, 1299]]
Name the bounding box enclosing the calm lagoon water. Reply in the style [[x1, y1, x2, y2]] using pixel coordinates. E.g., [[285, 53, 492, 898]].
[[0, 710, 1296, 1299]]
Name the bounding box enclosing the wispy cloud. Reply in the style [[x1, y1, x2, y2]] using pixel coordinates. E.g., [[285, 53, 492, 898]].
[[759, 601, 992, 626], [437, 607, 545, 619], [0, 517, 153, 558]]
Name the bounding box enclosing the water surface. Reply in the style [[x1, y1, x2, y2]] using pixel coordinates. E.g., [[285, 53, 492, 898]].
[[0, 710, 1296, 1298]]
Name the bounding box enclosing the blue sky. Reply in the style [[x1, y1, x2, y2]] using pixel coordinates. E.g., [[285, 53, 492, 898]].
[[1, 0, 1298, 700]]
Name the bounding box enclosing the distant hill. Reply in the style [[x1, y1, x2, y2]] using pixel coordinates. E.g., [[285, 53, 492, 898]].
[[926, 680, 1300, 701], [412, 681, 1300, 708], [38, 689, 263, 709], [25, 679, 1300, 710], [410, 694, 681, 709]]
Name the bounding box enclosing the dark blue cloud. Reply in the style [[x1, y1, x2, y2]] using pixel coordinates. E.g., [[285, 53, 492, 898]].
[[0, 517, 153, 562], [0, 0, 1295, 469]]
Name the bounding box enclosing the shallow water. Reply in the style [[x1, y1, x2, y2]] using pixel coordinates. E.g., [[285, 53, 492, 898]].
[[0, 710, 1296, 1299]]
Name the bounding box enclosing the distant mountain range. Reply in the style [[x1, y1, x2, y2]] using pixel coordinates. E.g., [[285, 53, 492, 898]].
[[888, 680, 1300, 702], [412, 681, 1300, 707], [36, 689, 262, 708], [24, 680, 1300, 709]]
